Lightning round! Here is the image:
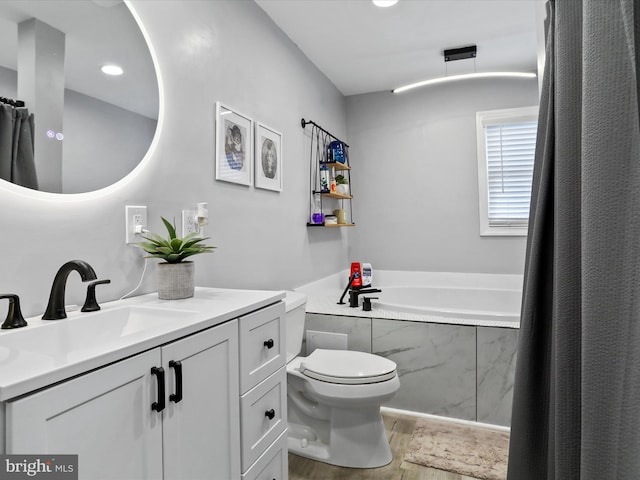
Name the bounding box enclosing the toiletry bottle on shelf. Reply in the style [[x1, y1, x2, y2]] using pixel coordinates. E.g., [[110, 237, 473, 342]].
[[320, 165, 330, 192], [311, 193, 324, 224], [330, 168, 337, 193]]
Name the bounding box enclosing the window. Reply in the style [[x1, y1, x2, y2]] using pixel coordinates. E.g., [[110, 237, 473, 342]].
[[476, 106, 538, 236]]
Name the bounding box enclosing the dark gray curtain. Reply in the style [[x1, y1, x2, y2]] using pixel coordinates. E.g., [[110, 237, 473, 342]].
[[508, 1, 640, 478], [0, 104, 38, 190]]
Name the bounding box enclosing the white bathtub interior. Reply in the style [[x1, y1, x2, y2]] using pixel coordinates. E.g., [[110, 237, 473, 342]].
[[295, 270, 523, 328]]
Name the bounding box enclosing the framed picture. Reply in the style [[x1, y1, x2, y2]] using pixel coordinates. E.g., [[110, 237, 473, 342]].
[[215, 101, 252, 186], [254, 122, 283, 192]]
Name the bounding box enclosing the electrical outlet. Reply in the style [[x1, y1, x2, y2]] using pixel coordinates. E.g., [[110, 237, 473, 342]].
[[125, 205, 147, 244], [182, 210, 198, 237]]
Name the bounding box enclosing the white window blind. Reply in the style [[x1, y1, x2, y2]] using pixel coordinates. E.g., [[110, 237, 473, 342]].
[[476, 106, 538, 236], [485, 121, 537, 226]]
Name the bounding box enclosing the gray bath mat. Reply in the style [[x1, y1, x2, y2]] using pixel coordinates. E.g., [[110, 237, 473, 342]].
[[403, 417, 509, 480]]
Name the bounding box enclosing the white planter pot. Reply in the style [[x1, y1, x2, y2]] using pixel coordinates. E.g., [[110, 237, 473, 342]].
[[157, 261, 195, 300], [336, 184, 349, 195]]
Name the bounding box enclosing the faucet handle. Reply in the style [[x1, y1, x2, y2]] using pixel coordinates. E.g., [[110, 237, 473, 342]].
[[0, 294, 27, 329], [362, 297, 379, 312], [81, 279, 111, 313]]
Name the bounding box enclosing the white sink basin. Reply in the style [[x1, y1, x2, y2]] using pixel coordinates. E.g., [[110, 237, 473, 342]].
[[0, 306, 199, 357]]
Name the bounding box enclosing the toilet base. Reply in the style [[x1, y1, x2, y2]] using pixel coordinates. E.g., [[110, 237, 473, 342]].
[[287, 405, 392, 468]]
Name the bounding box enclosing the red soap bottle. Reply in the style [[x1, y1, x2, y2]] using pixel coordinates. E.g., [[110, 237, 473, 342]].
[[350, 262, 362, 288]]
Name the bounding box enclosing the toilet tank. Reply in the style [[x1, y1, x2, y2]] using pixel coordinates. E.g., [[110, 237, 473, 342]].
[[284, 291, 307, 363]]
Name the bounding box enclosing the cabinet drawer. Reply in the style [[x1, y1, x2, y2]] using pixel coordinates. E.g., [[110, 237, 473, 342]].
[[239, 301, 286, 393], [240, 367, 287, 471], [241, 429, 288, 480]]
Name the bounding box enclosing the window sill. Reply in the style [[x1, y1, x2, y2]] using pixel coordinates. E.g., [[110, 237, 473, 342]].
[[480, 227, 528, 237]]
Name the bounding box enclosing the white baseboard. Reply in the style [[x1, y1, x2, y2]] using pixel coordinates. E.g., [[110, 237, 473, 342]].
[[380, 406, 511, 433]]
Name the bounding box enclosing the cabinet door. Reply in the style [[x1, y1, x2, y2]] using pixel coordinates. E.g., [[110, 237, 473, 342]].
[[6, 349, 163, 480], [162, 319, 240, 480]]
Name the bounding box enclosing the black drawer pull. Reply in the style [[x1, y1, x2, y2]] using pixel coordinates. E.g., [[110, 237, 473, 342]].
[[264, 339, 275, 349], [151, 367, 165, 412], [169, 360, 183, 403], [265, 409, 276, 420]]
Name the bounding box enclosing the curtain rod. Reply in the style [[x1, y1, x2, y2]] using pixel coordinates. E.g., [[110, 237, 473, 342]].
[[301, 118, 349, 148], [0, 96, 25, 108]]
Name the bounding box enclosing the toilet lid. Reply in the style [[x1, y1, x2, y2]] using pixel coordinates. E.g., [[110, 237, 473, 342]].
[[299, 349, 397, 385]]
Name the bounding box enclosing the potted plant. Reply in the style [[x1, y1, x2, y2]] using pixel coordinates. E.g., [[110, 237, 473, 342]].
[[136, 217, 216, 300], [335, 174, 349, 195]]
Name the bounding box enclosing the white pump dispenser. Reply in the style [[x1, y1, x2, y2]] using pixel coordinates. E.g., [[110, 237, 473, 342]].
[[362, 263, 373, 287]]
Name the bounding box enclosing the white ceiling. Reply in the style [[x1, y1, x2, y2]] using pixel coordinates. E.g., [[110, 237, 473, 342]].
[[0, 1, 542, 119], [255, 0, 542, 96]]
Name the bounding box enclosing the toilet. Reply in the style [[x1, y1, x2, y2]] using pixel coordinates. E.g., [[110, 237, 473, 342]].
[[284, 291, 400, 468]]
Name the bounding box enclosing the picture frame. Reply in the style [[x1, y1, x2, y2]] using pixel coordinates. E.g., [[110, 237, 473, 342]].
[[215, 101, 253, 186], [254, 122, 283, 192]]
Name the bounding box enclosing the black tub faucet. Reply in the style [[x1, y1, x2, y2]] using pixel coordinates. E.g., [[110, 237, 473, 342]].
[[337, 274, 357, 305], [349, 288, 382, 308], [42, 260, 98, 320]]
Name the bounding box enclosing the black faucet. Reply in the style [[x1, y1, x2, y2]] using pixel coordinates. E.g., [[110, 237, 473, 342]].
[[337, 274, 357, 305], [0, 294, 27, 329], [349, 288, 382, 308], [81, 279, 111, 312], [42, 260, 98, 320]]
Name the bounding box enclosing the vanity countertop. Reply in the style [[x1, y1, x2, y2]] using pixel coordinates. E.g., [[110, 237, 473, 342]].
[[0, 287, 285, 402]]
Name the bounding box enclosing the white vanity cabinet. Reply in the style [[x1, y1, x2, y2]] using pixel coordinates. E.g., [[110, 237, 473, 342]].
[[238, 302, 288, 480], [5, 319, 241, 480]]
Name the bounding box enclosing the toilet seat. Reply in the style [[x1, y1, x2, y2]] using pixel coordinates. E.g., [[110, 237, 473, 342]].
[[299, 349, 397, 385]]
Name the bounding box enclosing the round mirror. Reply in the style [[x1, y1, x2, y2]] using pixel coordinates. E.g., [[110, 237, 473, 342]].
[[0, 0, 159, 194]]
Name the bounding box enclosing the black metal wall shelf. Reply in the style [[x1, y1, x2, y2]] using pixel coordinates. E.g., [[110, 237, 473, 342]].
[[302, 118, 354, 228]]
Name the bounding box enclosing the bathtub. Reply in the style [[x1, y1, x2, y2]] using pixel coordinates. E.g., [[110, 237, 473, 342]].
[[295, 270, 522, 426], [296, 269, 523, 328], [375, 286, 521, 322], [296, 266, 522, 427]]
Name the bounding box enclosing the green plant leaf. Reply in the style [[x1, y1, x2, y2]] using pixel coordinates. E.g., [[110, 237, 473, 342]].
[[166, 253, 182, 263], [182, 236, 212, 249], [170, 237, 183, 252], [161, 217, 177, 240]]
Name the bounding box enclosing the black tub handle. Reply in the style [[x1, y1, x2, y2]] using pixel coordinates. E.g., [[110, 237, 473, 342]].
[[151, 367, 165, 412], [169, 360, 183, 403]]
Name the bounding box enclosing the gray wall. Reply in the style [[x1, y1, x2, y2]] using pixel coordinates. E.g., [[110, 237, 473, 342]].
[[0, 0, 349, 317], [346, 77, 539, 274]]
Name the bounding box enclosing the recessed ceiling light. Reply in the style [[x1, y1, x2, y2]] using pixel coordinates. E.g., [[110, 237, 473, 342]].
[[372, 0, 398, 7], [101, 64, 124, 76]]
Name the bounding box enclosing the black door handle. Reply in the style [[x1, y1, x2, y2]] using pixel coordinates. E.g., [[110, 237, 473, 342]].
[[264, 339, 275, 349], [265, 408, 276, 420], [169, 360, 183, 403], [151, 366, 165, 412]]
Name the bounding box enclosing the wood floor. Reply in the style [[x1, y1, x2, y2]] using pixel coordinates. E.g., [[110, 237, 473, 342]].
[[288, 411, 480, 480]]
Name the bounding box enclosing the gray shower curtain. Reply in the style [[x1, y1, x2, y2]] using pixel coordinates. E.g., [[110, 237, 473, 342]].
[[507, 1, 640, 478], [0, 104, 38, 190]]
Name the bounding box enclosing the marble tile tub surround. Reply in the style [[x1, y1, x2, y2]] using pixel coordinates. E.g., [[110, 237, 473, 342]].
[[301, 313, 518, 427], [374, 318, 477, 422], [295, 270, 520, 426], [295, 269, 523, 329]]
